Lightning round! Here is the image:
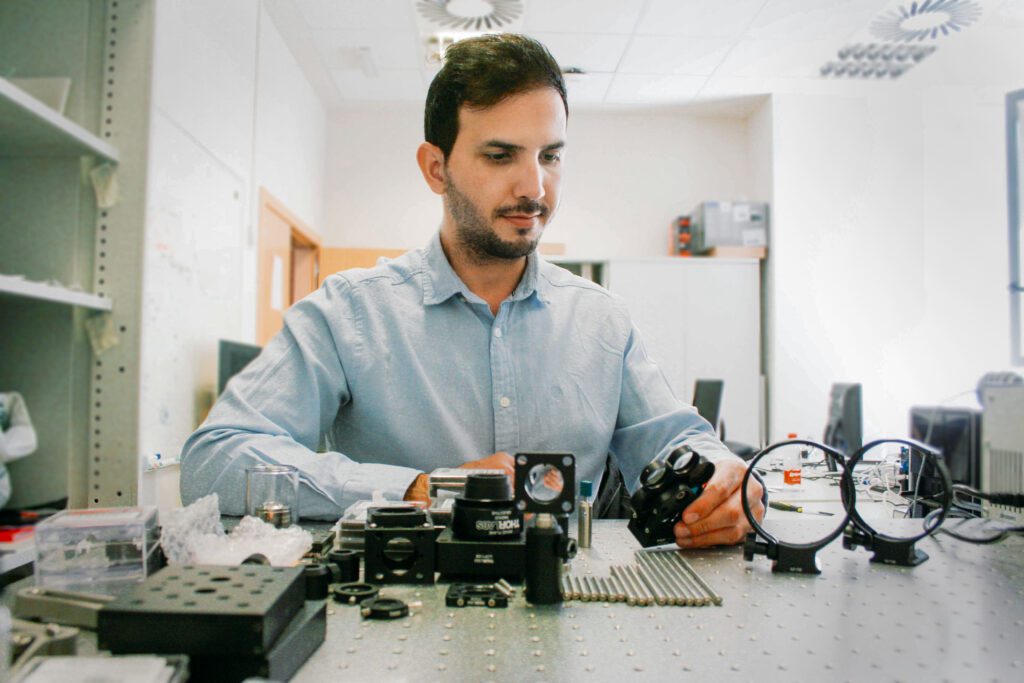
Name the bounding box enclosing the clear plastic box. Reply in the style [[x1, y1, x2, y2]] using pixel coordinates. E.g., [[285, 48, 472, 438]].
[[34, 506, 160, 594]]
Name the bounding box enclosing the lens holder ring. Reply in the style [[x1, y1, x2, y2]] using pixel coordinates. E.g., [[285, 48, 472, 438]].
[[741, 439, 850, 574], [367, 505, 430, 529], [841, 437, 951, 566], [331, 582, 380, 605], [360, 597, 410, 620]]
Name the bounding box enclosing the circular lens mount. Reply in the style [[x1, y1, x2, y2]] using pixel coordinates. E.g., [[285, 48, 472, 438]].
[[640, 461, 667, 490], [741, 439, 851, 574], [841, 437, 950, 566]]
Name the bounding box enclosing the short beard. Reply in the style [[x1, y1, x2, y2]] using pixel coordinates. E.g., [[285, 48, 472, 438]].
[[444, 175, 546, 262]]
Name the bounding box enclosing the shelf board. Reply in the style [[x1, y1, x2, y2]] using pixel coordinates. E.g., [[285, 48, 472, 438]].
[[0, 77, 119, 162], [0, 275, 112, 311]]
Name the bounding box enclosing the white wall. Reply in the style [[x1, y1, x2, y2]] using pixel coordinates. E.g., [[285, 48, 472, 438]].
[[322, 105, 757, 257], [252, 5, 327, 236], [767, 86, 1014, 443], [138, 1, 327, 508], [764, 8, 1024, 444]]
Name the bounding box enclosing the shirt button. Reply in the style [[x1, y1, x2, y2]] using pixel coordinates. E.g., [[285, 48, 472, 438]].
[[493, 328, 502, 338], [499, 397, 511, 408]]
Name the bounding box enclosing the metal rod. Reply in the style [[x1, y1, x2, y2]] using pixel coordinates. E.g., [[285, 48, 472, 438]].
[[584, 575, 599, 602], [670, 551, 723, 606], [610, 565, 638, 606], [561, 574, 573, 601], [662, 552, 710, 606], [650, 550, 704, 606], [616, 565, 642, 606], [591, 575, 607, 602], [572, 575, 587, 602], [583, 575, 596, 602], [630, 564, 657, 606], [599, 577, 615, 603], [623, 565, 652, 606], [608, 572, 627, 603], [645, 551, 690, 606], [630, 552, 679, 606], [634, 564, 668, 606]]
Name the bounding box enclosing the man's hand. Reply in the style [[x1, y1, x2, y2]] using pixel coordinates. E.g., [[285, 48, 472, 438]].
[[404, 452, 516, 505], [673, 458, 764, 548], [458, 451, 515, 481], [403, 473, 430, 504]]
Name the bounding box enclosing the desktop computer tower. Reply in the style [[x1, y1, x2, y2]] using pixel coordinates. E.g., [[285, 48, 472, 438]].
[[979, 385, 1024, 524]]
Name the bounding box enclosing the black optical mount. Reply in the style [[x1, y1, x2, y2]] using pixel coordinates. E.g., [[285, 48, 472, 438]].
[[513, 453, 578, 605], [841, 438, 951, 567], [627, 445, 716, 548], [364, 505, 437, 584], [741, 439, 850, 574], [435, 471, 527, 580]]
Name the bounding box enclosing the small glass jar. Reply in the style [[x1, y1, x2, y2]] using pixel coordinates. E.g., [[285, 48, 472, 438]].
[[245, 464, 299, 527]]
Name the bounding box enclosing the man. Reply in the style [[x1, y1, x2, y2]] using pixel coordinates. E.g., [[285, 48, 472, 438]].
[[180, 34, 764, 549]]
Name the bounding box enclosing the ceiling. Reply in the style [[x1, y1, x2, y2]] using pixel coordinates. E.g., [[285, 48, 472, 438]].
[[264, 0, 1024, 112]]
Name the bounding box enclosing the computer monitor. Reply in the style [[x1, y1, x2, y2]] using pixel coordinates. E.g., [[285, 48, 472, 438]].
[[692, 379, 724, 434], [909, 406, 981, 489], [823, 383, 863, 471], [217, 340, 262, 395]]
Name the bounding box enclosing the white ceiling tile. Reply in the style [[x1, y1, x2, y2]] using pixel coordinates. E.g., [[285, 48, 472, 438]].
[[745, 0, 889, 43], [698, 74, 771, 100], [524, 0, 647, 34], [713, 37, 840, 78], [604, 73, 707, 104], [331, 69, 428, 102], [312, 29, 423, 71], [635, 0, 766, 38], [295, 0, 416, 30], [528, 32, 632, 73], [564, 72, 614, 105], [619, 35, 735, 76]]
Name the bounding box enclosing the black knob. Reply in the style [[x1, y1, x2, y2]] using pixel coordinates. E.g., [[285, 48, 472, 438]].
[[743, 532, 768, 562]]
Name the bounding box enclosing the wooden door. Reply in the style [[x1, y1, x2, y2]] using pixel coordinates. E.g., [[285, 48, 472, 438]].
[[257, 189, 321, 345]]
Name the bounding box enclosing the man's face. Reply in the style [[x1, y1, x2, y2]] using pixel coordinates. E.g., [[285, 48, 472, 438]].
[[441, 87, 566, 261]]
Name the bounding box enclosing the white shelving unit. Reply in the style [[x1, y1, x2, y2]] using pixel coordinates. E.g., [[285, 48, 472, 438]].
[[0, 76, 119, 162], [0, 1, 153, 533], [0, 274, 112, 311]]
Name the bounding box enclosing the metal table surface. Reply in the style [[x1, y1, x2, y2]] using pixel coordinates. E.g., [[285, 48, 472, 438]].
[[294, 519, 1024, 683]]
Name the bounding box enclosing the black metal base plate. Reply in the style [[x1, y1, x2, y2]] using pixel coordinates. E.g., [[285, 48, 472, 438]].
[[98, 564, 305, 656], [445, 583, 509, 608], [187, 599, 326, 683], [435, 527, 526, 580]]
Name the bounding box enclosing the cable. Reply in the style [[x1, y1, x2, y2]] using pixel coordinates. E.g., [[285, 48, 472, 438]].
[[952, 483, 1024, 508], [923, 507, 1024, 544]]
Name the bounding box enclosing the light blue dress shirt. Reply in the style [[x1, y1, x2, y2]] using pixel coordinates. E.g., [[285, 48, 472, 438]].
[[180, 232, 736, 519]]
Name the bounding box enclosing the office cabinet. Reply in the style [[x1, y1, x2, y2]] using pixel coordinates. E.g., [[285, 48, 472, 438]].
[[554, 258, 762, 447]]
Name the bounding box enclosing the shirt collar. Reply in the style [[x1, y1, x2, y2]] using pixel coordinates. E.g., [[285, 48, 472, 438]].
[[420, 232, 551, 307]]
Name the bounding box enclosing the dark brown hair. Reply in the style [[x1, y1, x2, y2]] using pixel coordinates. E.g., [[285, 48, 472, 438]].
[[424, 34, 567, 158]]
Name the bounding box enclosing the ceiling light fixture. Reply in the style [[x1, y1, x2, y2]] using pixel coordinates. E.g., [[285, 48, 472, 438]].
[[819, 42, 936, 79], [416, 0, 524, 32], [870, 0, 983, 42]]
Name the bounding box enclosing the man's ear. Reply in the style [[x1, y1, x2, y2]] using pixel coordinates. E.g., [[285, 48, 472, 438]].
[[416, 142, 447, 195]]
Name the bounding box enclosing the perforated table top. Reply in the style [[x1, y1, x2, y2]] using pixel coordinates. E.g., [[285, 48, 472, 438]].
[[294, 519, 1024, 682]]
